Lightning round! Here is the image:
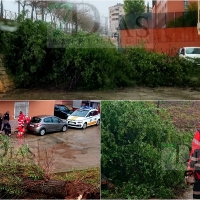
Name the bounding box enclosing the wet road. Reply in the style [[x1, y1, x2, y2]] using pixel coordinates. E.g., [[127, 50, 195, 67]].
[[2, 87, 200, 100], [11, 126, 100, 173]]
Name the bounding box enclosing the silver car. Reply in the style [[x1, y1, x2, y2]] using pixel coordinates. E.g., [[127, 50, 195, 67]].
[[27, 115, 68, 136]]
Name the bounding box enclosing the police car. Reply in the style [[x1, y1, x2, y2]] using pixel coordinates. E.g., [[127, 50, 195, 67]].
[[67, 107, 100, 129]]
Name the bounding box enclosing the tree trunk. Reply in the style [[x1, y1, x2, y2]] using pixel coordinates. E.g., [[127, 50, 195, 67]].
[[23, 179, 100, 199], [26, 179, 68, 198], [31, 6, 34, 21]]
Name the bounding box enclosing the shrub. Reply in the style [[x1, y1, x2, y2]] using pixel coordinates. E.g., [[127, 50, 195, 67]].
[[1, 18, 200, 90], [125, 47, 200, 87], [0, 136, 45, 198], [101, 101, 193, 199]]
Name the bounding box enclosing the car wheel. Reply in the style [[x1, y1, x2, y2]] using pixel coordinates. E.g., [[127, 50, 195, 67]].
[[39, 128, 46, 136], [96, 119, 100, 126], [82, 123, 87, 129], [62, 125, 67, 132]]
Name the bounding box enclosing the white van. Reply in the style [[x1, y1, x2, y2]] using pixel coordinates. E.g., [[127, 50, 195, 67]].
[[178, 47, 200, 65]]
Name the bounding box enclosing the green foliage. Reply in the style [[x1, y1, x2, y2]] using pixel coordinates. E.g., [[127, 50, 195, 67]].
[[101, 101, 193, 199], [1, 19, 47, 88], [125, 47, 200, 87], [1, 18, 200, 90], [1, 19, 134, 90], [0, 141, 45, 198], [124, 0, 146, 15], [0, 134, 10, 160]]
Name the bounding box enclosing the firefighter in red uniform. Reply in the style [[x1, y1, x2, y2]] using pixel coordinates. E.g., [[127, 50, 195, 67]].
[[97, 104, 100, 114], [187, 126, 200, 199], [17, 111, 25, 137]]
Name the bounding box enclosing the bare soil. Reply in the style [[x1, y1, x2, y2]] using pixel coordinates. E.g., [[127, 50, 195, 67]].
[[157, 101, 200, 132], [1, 87, 200, 100]]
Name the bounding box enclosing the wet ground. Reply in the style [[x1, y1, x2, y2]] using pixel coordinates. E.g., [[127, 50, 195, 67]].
[[181, 185, 193, 199], [10, 126, 100, 173], [1, 87, 200, 100]]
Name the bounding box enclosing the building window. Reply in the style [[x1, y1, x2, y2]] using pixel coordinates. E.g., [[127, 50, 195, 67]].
[[14, 102, 29, 118]]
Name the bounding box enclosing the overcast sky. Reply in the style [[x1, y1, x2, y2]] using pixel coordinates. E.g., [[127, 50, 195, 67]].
[[2, 0, 152, 18]]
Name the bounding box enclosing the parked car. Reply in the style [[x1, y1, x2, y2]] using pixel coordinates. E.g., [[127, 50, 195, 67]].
[[178, 47, 200, 65], [54, 104, 73, 119], [67, 108, 100, 129], [27, 115, 68, 136]]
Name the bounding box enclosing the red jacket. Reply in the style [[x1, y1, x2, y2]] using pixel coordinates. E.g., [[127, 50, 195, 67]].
[[188, 128, 200, 179], [25, 116, 31, 124], [18, 113, 25, 127]]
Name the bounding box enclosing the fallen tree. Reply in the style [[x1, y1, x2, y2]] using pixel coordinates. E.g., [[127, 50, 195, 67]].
[[0, 136, 100, 199]]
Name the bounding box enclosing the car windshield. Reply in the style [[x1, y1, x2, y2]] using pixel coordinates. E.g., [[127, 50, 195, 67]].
[[30, 117, 41, 123], [59, 106, 69, 112], [186, 48, 200, 54], [70, 109, 89, 117]]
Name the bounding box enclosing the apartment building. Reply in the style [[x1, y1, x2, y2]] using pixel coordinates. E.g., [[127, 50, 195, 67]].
[[109, 3, 125, 37], [152, 0, 197, 27]]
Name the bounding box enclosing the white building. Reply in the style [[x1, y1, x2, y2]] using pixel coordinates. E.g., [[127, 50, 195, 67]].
[[109, 3, 125, 37]]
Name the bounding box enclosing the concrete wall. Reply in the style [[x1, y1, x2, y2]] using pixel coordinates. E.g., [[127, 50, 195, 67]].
[[0, 55, 15, 93]]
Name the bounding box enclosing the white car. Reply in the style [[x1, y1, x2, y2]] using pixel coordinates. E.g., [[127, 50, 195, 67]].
[[178, 47, 200, 65], [67, 108, 100, 129]]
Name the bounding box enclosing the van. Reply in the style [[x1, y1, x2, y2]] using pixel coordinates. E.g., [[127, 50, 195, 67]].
[[178, 47, 200, 65]]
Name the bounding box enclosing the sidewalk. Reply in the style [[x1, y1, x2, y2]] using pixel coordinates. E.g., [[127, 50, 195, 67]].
[[9, 119, 18, 131]]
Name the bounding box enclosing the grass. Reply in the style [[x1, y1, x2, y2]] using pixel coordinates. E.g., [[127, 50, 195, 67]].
[[53, 167, 100, 189]]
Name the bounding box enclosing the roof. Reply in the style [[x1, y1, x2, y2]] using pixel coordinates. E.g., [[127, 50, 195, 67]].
[[80, 106, 93, 110], [32, 115, 55, 118], [109, 3, 124, 8], [182, 47, 200, 48], [78, 107, 98, 111], [55, 104, 68, 106]]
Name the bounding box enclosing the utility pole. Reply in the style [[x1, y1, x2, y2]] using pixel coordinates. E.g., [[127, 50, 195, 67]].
[[18, 0, 20, 16], [102, 16, 109, 36], [0, 0, 3, 18], [105, 17, 108, 36], [117, 15, 122, 50]]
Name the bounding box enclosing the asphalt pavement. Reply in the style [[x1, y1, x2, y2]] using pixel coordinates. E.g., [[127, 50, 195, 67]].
[[10, 126, 100, 173]]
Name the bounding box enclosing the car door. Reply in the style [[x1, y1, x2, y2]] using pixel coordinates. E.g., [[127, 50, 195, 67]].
[[92, 111, 99, 124], [85, 111, 93, 127], [43, 117, 53, 132], [51, 116, 62, 131], [54, 106, 60, 117], [87, 111, 95, 126]]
